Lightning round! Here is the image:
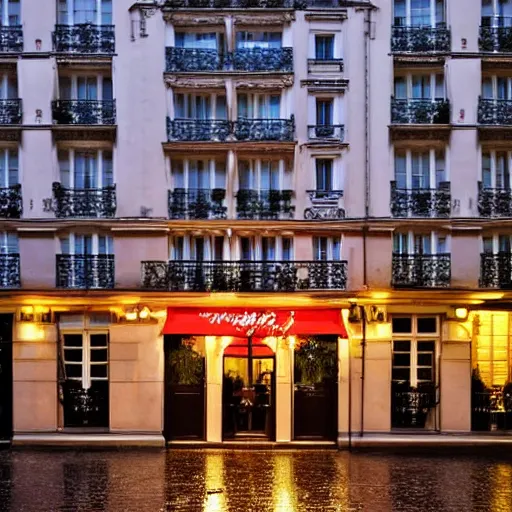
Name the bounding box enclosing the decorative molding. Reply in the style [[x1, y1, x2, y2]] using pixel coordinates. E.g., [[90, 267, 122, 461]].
[[304, 12, 347, 22], [393, 56, 445, 68], [300, 79, 348, 93], [235, 75, 294, 89], [164, 13, 226, 25], [164, 75, 226, 88], [478, 126, 512, 142], [162, 140, 296, 154], [52, 126, 117, 142], [0, 128, 20, 141], [233, 13, 295, 25], [389, 125, 452, 143]]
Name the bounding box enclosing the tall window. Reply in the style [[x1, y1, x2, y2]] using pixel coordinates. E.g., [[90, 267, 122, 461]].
[[0, 0, 20, 26], [0, 149, 17, 188], [392, 315, 438, 388], [59, 75, 113, 101], [313, 236, 341, 261], [175, 32, 223, 50], [482, 234, 512, 253], [60, 233, 113, 256], [482, 151, 511, 189], [482, 0, 512, 27], [394, 149, 446, 189], [58, 150, 113, 189], [238, 159, 290, 191], [57, 0, 112, 25], [394, 73, 445, 100], [393, 0, 445, 27], [393, 231, 447, 254], [315, 35, 334, 59], [171, 235, 225, 261], [174, 93, 226, 120], [172, 159, 226, 190], [316, 159, 334, 191], [482, 75, 512, 100], [238, 236, 293, 261], [235, 31, 282, 49], [237, 93, 281, 119], [316, 99, 333, 126]]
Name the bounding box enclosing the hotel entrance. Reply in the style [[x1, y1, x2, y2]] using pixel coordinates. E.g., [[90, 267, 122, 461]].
[[222, 337, 275, 440]]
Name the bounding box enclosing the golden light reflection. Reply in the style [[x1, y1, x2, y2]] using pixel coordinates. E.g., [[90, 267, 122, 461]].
[[263, 336, 278, 353], [18, 323, 45, 341], [272, 455, 297, 512], [492, 464, 512, 512], [204, 453, 226, 512]]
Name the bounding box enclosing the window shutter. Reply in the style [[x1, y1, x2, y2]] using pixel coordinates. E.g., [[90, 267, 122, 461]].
[[103, 151, 113, 187], [7, 149, 17, 186]]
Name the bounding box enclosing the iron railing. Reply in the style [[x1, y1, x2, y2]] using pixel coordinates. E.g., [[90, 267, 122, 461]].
[[304, 190, 344, 220], [165, 47, 227, 72], [56, 254, 115, 289], [480, 253, 512, 289], [478, 183, 512, 217], [0, 26, 22, 52], [167, 118, 231, 141], [472, 389, 512, 431], [307, 125, 344, 141], [480, 17, 512, 52], [52, 100, 116, 125], [391, 253, 451, 288], [391, 98, 450, 124], [478, 97, 512, 125], [307, 59, 344, 72], [165, 0, 305, 6], [141, 260, 348, 291], [53, 24, 115, 54], [233, 118, 294, 141], [52, 183, 116, 219], [236, 189, 294, 219], [390, 181, 451, 218], [391, 387, 437, 428], [0, 254, 20, 288], [233, 47, 293, 72], [168, 188, 227, 219], [0, 99, 21, 124], [391, 25, 451, 53], [0, 184, 22, 219]]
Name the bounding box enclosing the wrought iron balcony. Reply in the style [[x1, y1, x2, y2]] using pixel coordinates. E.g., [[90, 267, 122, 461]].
[[391, 25, 451, 53], [52, 100, 116, 125], [141, 260, 348, 292], [392, 385, 437, 428], [304, 190, 344, 220], [52, 183, 116, 219], [391, 253, 451, 288], [0, 99, 21, 125], [390, 181, 451, 218], [0, 26, 22, 52], [0, 184, 22, 219], [478, 97, 512, 125], [391, 98, 450, 124], [166, 47, 226, 72], [233, 117, 294, 142], [165, 0, 304, 6], [168, 188, 227, 220], [167, 118, 231, 142], [307, 125, 344, 141], [236, 189, 294, 220], [233, 48, 293, 72], [0, 254, 20, 288], [480, 253, 512, 289], [480, 18, 512, 52], [53, 24, 115, 54], [478, 183, 512, 217], [56, 254, 115, 289]]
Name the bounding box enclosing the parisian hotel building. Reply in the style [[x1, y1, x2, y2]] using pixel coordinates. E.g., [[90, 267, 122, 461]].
[[1, 0, 512, 446]]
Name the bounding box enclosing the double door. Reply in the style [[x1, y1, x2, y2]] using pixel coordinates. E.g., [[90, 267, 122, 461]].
[[0, 315, 12, 439]]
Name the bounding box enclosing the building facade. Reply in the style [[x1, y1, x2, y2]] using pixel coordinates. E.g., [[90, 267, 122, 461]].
[[0, 0, 511, 445]]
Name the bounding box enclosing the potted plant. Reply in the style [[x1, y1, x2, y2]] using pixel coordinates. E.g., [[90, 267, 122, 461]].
[[294, 338, 336, 387], [169, 342, 203, 385]]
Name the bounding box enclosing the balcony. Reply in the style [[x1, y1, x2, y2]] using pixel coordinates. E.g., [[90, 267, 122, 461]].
[[168, 188, 227, 220], [165, 0, 303, 6], [478, 183, 512, 217], [480, 253, 512, 289], [391, 253, 451, 288], [390, 182, 451, 218], [307, 125, 344, 142], [56, 254, 115, 289], [480, 18, 512, 52], [0, 26, 22, 52], [167, 118, 230, 142], [0, 254, 20, 288], [392, 384, 437, 429], [166, 47, 226, 72], [236, 189, 294, 220], [233, 48, 293, 72], [233, 118, 294, 142], [304, 190, 344, 220], [0, 184, 22, 219], [307, 59, 344, 73], [478, 98, 512, 125], [391, 98, 450, 124], [53, 24, 115, 54], [391, 25, 451, 53], [141, 260, 348, 292], [52, 100, 116, 125], [0, 99, 21, 125], [52, 183, 116, 219]]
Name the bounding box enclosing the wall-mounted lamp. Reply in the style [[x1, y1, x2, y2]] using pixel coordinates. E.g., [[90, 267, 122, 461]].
[[123, 306, 152, 322], [18, 306, 53, 324], [447, 306, 469, 322]]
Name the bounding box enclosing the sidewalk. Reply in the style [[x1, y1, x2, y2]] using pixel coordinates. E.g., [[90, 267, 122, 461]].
[[12, 433, 165, 448]]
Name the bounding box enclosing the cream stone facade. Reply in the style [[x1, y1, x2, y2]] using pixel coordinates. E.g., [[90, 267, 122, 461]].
[[0, 0, 511, 446]]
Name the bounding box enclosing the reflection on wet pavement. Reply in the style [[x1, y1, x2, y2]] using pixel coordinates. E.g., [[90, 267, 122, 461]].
[[0, 449, 512, 511]]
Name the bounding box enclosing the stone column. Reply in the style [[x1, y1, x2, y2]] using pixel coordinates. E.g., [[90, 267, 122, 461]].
[[275, 337, 292, 442], [205, 336, 223, 442]]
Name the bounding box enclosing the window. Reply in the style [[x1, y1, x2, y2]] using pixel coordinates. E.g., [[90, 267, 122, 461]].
[[393, 231, 447, 254], [392, 315, 438, 387], [0, 148, 18, 187], [394, 0, 445, 27], [171, 159, 226, 190], [57, 0, 112, 25], [0, 232, 17, 254], [482, 234, 512, 253], [482, 75, 512, 100], [0, 0, 20, 26], [313, 236, 341, 261], [237, 93, 281, 119], [59, 150, 113, 189], [482, 0, 512, 27], [394, 149, 446, 189], [60, 234, 113, 255], [170, 235, 225, 261], [175, 32, 223, 50], [236, 31, 282, 49], [316, 99, 333, 126], [394, 73, 445, 100], [315, 35, 334, 60], [482, 151, 511, 189], [174, 93, 227, 120], [238, 159, 290, 191], [316, 159, 334, 191], [59, 74, 112, 101]]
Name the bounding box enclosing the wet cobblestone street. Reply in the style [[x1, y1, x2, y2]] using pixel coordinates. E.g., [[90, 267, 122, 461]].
[[1, 448, 512, 512]]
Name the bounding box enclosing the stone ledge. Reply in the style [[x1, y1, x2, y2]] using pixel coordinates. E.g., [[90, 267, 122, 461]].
[[12, 433, 165, 448]]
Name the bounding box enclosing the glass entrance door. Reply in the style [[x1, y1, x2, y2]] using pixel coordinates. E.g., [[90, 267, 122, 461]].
[[223, 337, 275, 439]]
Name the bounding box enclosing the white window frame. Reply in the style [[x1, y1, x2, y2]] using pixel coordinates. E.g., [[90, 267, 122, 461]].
[[170, 235, 228, 261], [394, 72, 445, 101], [237, 159, 289, 192], [0, 0, 20, 27], [0, 231, 17, 254], [482, 234, 512, 253], [394, 148, 447, 189], [59, 0, 111, 26], [482, 75, 512, 100], [481, 150, 512, 189], [308, 30, 341, 60], [59, 74, 112, 101], [482, 0, 512, 26], [0, 148, 18, 188], [236, 92, 282, 119], [171, 158, 225, 191], [308, 94, 341, 127], [58, 149, 113, 189], [313, 236, 342, 261], [172, 91, 227, 121], [394, 0, 445, 28], [0, 73, 16, 100], [393, 231, 449, 255], [60, 233, 113, 255], [233, 235, 294, 262], [391, 315, 439, 388]]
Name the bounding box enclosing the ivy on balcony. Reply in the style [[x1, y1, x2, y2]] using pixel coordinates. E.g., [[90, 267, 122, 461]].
[[479, 25, 512, 52], [391, 253, 451, 288], [0, 99, 22, 125], [478, 97, 512, 125], [480, 253, 512, 289], [168, 188, 227, 219], [0, 184, 22, 219], [53, 24, 115, 54], [391, 25, 451, 53], [478, 183, 512, 217], [391, 98, 450, 124], [52, 183, 116, 219], [52, 100, 116, 125], [0, 26, 22, 52], [390, 181, 451, 218]]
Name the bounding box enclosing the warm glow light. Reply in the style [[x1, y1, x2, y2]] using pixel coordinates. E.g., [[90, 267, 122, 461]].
[[138, 307, 150, 320], [125, 311, 138, 321], [21, 306, 34, 314], [455, 307, 469, 320], [288, 335, 297, 348], [18, 323, 45, 341], [371, 292, 390, 300]]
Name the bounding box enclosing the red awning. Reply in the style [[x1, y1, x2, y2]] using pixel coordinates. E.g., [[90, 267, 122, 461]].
[[162, 307, 347, 338]]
